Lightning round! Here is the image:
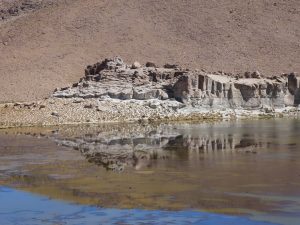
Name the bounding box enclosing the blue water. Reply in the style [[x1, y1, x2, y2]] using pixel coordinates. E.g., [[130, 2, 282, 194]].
[[0, 187, 279, 225]]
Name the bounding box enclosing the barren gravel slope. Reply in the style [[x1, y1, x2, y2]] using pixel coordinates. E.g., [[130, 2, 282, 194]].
[[0, 0, 299, 102]]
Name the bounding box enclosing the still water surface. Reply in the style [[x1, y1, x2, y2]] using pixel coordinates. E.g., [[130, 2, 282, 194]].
[[0, 119, 299, 224]]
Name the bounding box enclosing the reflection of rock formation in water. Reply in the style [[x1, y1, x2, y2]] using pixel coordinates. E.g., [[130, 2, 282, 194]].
[[54, 131, 178, 171], [47, 122, 268, 171], [168, 134, 265, 153], [45, 123, 178, 171]]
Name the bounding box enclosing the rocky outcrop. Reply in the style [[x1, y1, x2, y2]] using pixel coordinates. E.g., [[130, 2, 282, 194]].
[[53, 57, 299, 110]]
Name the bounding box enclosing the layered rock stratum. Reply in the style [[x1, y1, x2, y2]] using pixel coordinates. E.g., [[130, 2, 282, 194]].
[[0, 57, 299, 128], [54, 57, 300, 110]]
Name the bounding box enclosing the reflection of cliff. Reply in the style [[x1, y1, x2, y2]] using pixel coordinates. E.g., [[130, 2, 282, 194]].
[[54, 133, 179, 171], [47, 122, 268, 171], [165, 134, 265, 152]]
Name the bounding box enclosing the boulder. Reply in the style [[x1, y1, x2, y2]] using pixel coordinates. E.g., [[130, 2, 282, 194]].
[[146, 62, 157, 68], [244, 72, 251, 78], [251, 71, 261, 78], [132, 61, 141, 69], [164, 64, 179, 69]]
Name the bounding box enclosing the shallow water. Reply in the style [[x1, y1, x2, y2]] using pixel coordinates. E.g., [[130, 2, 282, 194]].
[[0, 186, 278, 225], [0, 119, 300, 224]]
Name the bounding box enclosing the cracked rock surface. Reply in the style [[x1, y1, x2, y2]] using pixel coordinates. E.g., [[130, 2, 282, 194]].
[[54, 57, 300, 110]]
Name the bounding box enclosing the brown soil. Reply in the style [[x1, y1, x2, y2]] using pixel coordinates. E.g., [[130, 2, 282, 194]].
[[0, 0, 299, 102]]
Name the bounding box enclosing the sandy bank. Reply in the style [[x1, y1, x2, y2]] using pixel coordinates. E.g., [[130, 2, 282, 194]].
[[1, 98, 299, 129]]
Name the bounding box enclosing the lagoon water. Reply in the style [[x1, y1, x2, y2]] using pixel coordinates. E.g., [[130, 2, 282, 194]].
[[0, 186, 277, 225], [0, 119, 300, 224]]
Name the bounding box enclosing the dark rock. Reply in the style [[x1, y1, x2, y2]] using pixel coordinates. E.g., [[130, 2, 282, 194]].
[[84, 104, 94, 109], [51, 112, 59, 117], [288, 73, 298, 95], [251, 71, 261, 78], [164, 64, 179, 69], [146, 62, 157, 67], [82, 83, 89, 88], [244, 72, 251, 78]]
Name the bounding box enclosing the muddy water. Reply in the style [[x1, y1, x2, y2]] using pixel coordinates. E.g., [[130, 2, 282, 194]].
[[0, 119, 300, 225]]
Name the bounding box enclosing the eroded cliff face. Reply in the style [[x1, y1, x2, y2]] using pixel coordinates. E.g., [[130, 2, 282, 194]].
[[53, 57, 299, 111], [1, 57, 298, 129]]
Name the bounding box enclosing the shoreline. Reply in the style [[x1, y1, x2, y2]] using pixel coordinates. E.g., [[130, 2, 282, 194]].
[[1, 97, 299, 129], [1, 57, 300, 129]]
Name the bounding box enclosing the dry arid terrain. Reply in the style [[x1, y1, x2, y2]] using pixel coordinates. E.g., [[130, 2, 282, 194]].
[[0, 0, 300, 102]]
